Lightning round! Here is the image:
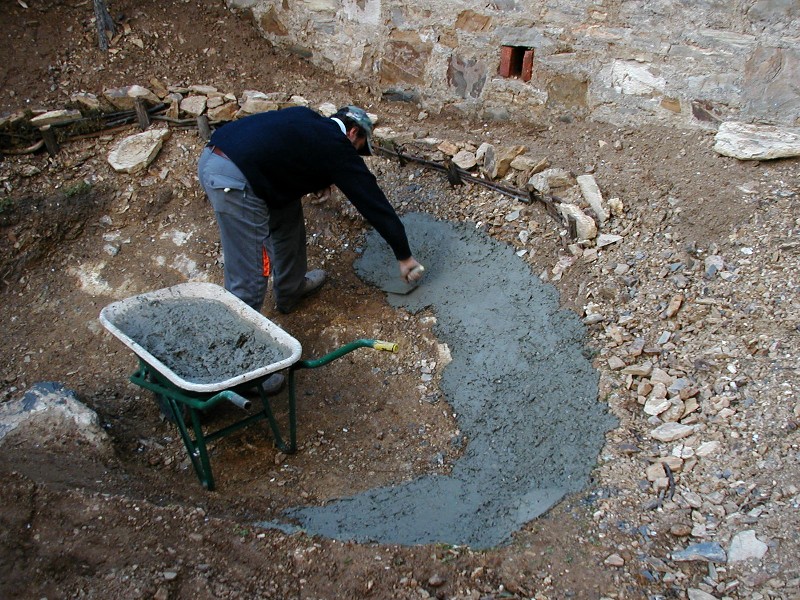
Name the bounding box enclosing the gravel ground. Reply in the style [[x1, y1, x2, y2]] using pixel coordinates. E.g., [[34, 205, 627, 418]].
[[1, 1, 799, 598]]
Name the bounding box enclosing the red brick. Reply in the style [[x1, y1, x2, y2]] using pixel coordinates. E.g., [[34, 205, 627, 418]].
[[522, 49, 534, 82], [499, 46, 514, 77]]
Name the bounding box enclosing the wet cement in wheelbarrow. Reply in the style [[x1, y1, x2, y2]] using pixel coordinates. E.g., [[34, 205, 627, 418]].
[[279, 212, 617, 549], [112, 298, 288, 384]]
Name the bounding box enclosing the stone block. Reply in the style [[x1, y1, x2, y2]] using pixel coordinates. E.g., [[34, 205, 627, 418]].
[[742, 45, 800, 125], [30, 109, 82, 127], [608, 60, 666, 96], [180, 95, 207, 117], [208, 102, 240, 122], [107, 128, 171, 174], [380, 31, 432, 86], [713, 121, 800, 160], [260, 6, 289, 36], [455, 10, 493, 32], [447, 55, 487, 99]]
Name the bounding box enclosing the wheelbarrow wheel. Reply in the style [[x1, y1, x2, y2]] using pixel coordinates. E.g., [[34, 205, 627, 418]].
[[154, 392, 189, 425]]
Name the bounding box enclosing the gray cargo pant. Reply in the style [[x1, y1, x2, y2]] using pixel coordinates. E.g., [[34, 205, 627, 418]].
[[197, 146, 307, 311]]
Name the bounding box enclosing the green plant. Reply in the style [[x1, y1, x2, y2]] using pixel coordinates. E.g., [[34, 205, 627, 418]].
[[63, 180, 92, 197], [233, 525, 250, 538]]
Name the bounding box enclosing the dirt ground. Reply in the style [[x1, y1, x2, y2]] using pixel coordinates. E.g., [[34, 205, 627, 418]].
[[1, 1, 799, 599]]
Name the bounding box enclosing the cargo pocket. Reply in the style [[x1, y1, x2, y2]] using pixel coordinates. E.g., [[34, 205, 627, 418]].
[[206, 174, 247, 214]]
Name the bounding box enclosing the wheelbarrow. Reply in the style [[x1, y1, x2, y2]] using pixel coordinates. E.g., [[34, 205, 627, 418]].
[[99, 282, 398, 490]]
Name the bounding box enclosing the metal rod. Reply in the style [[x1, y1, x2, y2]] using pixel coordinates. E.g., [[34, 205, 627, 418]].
[[375, 144, 532, 202]]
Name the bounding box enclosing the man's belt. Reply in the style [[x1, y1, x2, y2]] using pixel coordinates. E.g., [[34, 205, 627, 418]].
[[210, 145, 228, 159]]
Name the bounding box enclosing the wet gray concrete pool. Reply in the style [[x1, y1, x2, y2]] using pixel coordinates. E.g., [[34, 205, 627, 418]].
[[278, 213, 616, 548]]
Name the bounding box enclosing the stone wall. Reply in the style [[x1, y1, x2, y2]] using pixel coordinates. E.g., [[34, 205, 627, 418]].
[[225, 0, 800, 129]]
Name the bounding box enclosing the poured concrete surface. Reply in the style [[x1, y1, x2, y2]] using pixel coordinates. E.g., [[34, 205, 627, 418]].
[[285, 213, 616, 548]]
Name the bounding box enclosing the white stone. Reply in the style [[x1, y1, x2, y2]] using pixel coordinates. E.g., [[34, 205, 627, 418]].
[[651, 422, 695, 442], [607, 356, 626, 370], [713, 121, 800, 160], [452, 150, 477, 169], [236, 98, 280, 116], [180, 95, 207, 117], [644, 395, 671, 416], [240, 89, 272, 102], [527, 168, 575, 194], [688, 589, 717, 600], [705, 255, 725, 274], [646, 462, 666, 481], [661, 399, 686, 423], [30, 109, 82, 127], [577, 174, 609, 225], [126, 84, 160, 105], [373, 127, 401, 142], [650, 368, 673, 386], [318, 102, 337, 117], [206, 96, 224, 109], [608, 60, 666, 96], [558, 203, 598, 241], [70, 92, 101, 111], [682, 490, 703, 508], [649, 381, 668, 399], [416, 137, 443, 148], [189, 84, 218, 95], [596, 233, 622, 248], [728, 530, 768, 562], [0, 383, 111, 451], [604, 553, 624, 566], [107, 128, 171, 174], [509, 155, 539, 171], [622, 361, 653, 377], [607, 197, 624, 216]]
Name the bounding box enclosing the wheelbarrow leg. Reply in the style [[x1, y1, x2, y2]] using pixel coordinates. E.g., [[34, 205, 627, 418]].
[[167, 395, 215, 490], [257, 379, 296, 454]]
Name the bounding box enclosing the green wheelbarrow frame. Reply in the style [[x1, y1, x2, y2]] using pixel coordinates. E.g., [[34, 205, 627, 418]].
[[128, 338, 398, 490]]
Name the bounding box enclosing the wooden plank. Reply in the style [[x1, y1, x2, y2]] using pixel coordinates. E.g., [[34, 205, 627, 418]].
[[197, 115, 212, 141], [40, 125, 59, 157], [135, 98, 150, 130], [93, 0, 116, 51]]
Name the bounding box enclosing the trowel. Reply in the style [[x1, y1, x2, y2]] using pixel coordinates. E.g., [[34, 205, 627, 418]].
[[380, 280, 421, 295], [379, 264, 425, 295]]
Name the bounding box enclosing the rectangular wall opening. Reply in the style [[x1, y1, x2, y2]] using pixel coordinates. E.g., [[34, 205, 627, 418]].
[[499, 45, 534, 82]]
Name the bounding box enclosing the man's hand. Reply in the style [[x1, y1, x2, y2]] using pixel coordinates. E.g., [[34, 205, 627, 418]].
[[399, 257, 425, 283]]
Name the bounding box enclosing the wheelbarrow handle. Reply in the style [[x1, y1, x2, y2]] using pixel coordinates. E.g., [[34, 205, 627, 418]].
[[294, 339, 399, 370], [218, 390, 251, 410], [373, 340, 399, 353]]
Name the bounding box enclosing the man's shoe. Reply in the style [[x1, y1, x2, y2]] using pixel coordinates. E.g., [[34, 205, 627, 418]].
[[301, 269, 327, 296], [277, 269, 327, 313]]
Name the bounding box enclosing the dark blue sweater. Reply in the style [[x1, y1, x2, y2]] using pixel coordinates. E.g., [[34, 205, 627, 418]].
[[210, 106, 411, 260]]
